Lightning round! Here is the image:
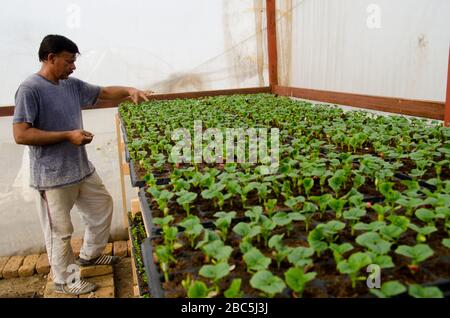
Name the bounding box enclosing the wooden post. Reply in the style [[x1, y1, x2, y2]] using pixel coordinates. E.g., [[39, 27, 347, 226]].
[[445, 46, 450, 126], [115, 114, 129, 228], [266, 0, 278, 89]]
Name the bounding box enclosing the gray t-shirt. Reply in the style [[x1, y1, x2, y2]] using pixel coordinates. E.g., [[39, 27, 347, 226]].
[[13, 74, 101, 190]]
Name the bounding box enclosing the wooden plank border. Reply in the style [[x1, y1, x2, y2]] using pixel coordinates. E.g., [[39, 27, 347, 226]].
[[0, 106, 14, 117], [115, 114, 129, 229], [273, 85, 445, 120]]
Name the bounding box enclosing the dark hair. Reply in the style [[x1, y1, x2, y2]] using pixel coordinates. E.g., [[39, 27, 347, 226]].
[[38, 35, 80, 62]]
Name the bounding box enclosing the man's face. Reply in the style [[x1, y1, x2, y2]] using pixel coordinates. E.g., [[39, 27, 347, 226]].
[[49, 51, 77, 80]]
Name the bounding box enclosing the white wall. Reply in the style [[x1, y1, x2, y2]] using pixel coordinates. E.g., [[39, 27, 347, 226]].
[[288, 0, 450, 101]]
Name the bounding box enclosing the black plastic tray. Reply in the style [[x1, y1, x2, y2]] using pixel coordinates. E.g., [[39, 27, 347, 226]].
[[129, 159, 170, 188], [140, 234, 450, 299], [141, 237, 165, 298]]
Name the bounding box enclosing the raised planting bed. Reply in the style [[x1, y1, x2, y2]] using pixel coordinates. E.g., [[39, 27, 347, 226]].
[[119, 93, 450, 298], [142, 217, 450, 298]]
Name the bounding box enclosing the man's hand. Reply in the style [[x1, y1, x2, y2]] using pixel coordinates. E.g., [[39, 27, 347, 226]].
[[128, 88, 154, 104], [98, 87, 155, 105], [67, 130, 94, 146]]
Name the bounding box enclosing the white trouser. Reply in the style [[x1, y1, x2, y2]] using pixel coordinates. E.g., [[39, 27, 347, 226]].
[[35, 171, 113, 284]]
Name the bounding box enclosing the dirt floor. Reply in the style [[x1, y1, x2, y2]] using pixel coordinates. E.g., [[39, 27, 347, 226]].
[[0, 257, 135, 298]]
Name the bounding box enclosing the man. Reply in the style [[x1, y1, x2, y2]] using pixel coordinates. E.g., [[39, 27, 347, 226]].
[[12, 34, 152, 295]]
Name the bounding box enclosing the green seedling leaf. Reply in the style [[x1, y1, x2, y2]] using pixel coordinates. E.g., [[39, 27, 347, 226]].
[[284, 196, 305, 210], [353, 221, 386, 232], [287, 247, 314, 268], [250, 270, 286, 298], [356, 232, 392, 255], [232, 222, 261, 239], [408, 284, 443, 298], [284, 267, 317, 297], [380, 224, 404, 242], [224, 278, 244, 298], [202, 240, 233, 262], [443, 238, 450, 249], [395, 244, 434, 265], [370, 281, 406, 298], [329, 243, 354, 264], [187, 281, 210, 298], [243, 248, 272, 272], [199, 262, 232, 282]]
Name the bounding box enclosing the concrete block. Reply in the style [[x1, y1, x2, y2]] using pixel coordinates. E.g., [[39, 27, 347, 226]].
[[18, 254, 39, 277], [2, 256, 25, 279], [113, 241, 128, 257], [36, 253, 51, 275]]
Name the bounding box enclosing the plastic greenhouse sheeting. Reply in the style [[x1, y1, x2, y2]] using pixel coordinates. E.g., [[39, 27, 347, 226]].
[[0, 0, 269, 106], [0, 0, 269, 256], [277, 0, 450, 102]]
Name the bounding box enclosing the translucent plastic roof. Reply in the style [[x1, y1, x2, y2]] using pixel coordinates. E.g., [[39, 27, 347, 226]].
[[0, 0, 269, 106]]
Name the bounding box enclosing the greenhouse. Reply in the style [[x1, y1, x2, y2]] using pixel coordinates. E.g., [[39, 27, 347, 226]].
[[0, 0, 449, 302]]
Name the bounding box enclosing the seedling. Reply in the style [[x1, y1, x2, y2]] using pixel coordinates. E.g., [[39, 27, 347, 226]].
[[284, 267, 317, 298], [395, 244, 434, 272], [329, 243, 354, 266], [233, 222, 261, 243], [310, 193, 333, 219], [148, 187, 174, 216], [264, 198, 278, 217], [185, 279, 216, 298], [371, 204, 391, 222], [287, 246, 315, 268], [155, 245, 176, 283], [337, 252, 372, 288], [199, 262, 232, 292], [243, 248, 272, 273], [201, 240, 233, 263], [369, 281, 406, 298], [408, 223, 437, 243], [329, 197, 347, 219], [176, 190, 198, 216], [408, 284, 443, 298], [213, 211, 237, 241], [268, 234, 293, 268], [179, 215, 203, 248], [272, 211, 305, 236], [224, 278, 244, 298], [343, 207, 367, 235], [250, 270, 286, 298]]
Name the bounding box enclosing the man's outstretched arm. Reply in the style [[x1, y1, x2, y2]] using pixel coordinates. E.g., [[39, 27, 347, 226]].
[[98, 87, 154, 104]]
